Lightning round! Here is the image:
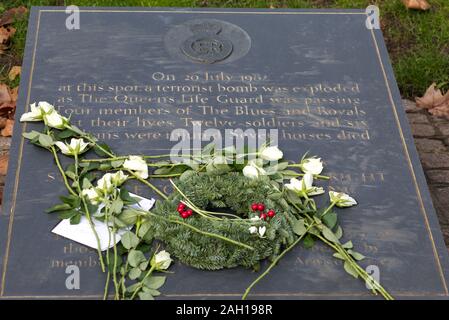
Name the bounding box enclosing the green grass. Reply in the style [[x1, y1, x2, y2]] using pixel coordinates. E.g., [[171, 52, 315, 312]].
[[1, 0, 449, 98]]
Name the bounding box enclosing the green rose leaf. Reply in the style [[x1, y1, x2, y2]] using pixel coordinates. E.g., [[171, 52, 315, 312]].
[[127, 249, 146, 268], [121, 231, 140, 250], [342, 241, 353, 249], [302, 234, 315, 249], [120, 188, 138, 204], [58, 209, 78, 220], [322, 226, 339, 244], [292, 219, 307, 236], [322, 212, 338, 229], [343, 261, 359, 279], [335, 226, 343, 239], [111, 159, 125, 168], [117, 209, 139, 226], [138, 291, 154, 300], [110, 199, 124, 214], [38, 134, 53, 148], [69, 213, 82, 225], [348, 250, 365, 261], [333, 252, 345, 260], [128, 267, 142, 280], [138, 220, 152, 239], [142, 287, 161, 296], [46, 203, 72, 213], [23, 130, 41, 140], [93, 143, 113, 157], [143, 276, 166, 290]]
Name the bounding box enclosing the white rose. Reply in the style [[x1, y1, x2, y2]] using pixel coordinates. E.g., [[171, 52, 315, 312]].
[[123, 156, 148, 179], [20, 102, 56, 123], [81, 188, 101, 205], [43, 110, 68, 129], [258, 226, 266, 237], [20, 103, 43, 122], [111, 170, 128, 186], [248, 226, 258, 234], [37, 101, 55, 114], [151, 250, 172, 270], [55, 138, 89, 156], [329, 191, 357, 208], [242, 160, 266, 179], [301, 157, 324, 175], [285, 173, 324, 197], [97, 173, 114, 193], [259, 146, 283, 161], [243, 165, 259, 179]]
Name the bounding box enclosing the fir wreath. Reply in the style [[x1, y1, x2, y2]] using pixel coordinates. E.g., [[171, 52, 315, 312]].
[[142, 172, 297, 270]]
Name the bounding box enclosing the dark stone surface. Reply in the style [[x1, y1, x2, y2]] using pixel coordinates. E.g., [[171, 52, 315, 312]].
[[1, 7, 449, 299]]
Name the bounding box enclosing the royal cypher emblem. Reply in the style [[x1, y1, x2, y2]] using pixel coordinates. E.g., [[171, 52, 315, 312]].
[[181, 22, 234, 64]]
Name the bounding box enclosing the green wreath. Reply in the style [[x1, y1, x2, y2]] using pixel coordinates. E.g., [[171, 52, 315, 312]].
[[141, 171, 297, 270]]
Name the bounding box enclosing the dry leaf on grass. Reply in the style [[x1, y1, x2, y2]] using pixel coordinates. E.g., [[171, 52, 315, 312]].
[[0, 84, 16, 119], [9, 87, 18, 102], [416, 83, 449, 119], [0, 154, 9, 176], [402, 0, 431, 10], [8, 66, 21, 81], [416, 83, 449, 109], [0, 26, 16, 44], [0, 6, 28, 27], [1, 119, 14, 137], [0, 117, 7, 129], [0, 102, 15, 119], [0, 84, 12, 103]]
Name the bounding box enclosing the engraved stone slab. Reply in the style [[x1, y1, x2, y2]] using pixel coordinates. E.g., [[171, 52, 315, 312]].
[[1, 7, 449, 299]]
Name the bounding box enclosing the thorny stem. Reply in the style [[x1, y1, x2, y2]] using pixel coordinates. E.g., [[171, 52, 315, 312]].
[[112, 226, 120, 300], [75, 152, 106, 273], [126, 170, 168, 200], [285, 198, 393, 300], [50, 146, 77, 197], [51, 148, 105, 272], [103, 211, 111, 300], [242, 223, 316, 299], [130, 265, 156, 300], [286, 172, 330, 180]]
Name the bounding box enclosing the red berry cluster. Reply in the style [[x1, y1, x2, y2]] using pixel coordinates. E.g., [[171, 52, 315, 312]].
[[251, 202, 276, 220], [177, 202, 193, 219]]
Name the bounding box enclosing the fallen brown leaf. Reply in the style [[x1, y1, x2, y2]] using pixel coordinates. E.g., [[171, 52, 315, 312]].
[[0, 154, 9, 176], [1, 119, 14, 137], [0, 102, 16, 119], [416, 83, 449, 108], [0, 84, 16, 119], [8, 66, 21, 81], [0, 26, 16, 44], [402, 0, 431, 10], [9, 87, 18, 102], [0, 84, 11, 104], [0, 117, 7, 129], [429, 106, 449, 119], [0, 6, 28, 27], [416, 83, 449, 120]]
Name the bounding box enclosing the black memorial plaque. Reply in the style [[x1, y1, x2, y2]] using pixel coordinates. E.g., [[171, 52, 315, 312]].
[[1, 7, 449, 299]]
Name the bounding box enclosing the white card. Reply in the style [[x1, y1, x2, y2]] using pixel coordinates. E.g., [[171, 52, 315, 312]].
[[51, 193, 155, 251]]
